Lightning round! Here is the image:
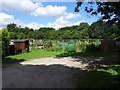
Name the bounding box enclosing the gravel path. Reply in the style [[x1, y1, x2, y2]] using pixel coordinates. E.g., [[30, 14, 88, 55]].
[[3, 57, 88, 88]]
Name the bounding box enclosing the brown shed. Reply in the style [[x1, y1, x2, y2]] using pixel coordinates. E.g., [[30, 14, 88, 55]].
[[101, 39, 115, 52], [14, 40, 29, 54]]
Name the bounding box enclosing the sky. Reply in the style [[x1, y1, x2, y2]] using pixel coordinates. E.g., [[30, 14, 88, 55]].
[[0, 0, 99, 30]]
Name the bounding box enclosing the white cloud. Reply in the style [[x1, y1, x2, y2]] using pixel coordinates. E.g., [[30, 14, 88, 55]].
[[73, 21, 86, 26], [0, 13, 26, 29], [1, 0, 42, 13], [31, 5, 67, 17], [64, 13, 81, 20], [46, 16, 84, 29], [0, 13, 84, 30], [0, 13, 14, 27], [27, 22, 45, 30], [47, 16, 72, 29], [1, 0, 67, 17], [1, 0, 81, 18]]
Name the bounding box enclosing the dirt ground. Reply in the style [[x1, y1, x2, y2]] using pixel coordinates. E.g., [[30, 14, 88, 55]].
[[2, 56, 120, 88]]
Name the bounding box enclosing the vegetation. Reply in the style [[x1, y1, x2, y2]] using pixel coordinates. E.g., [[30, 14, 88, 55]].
[[75, 1, 120, 28], [6, 20, 120, 41], [6, 49, 63, 60], [1, 28, 10, 56], [88, 20, 120, 39], [78, 65, 120, 88]]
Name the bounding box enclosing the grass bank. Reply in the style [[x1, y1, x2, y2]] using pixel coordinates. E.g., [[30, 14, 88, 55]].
[[6, 49, 63, 61], [78, 64, 120, 88]]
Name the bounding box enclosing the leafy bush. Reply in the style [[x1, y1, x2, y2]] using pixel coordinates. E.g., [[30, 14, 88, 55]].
[[86, 43, 101, 52], [1, 28, 10, 56], [64, 44, 76, 52], [38, 40, 52, 47], [79, 43, 87, 52], [45, 46, 62, 52], [78, 41, 101, 52]]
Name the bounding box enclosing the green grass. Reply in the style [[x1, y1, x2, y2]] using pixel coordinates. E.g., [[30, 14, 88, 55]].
[[6, 49, 63, 60], [78, 65, 120, 88], [56, 51, 120, 57], [5, 49, 119, 61]]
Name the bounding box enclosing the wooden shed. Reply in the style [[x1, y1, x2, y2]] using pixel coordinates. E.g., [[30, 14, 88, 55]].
[[14, 40, 29, 54], [101, 39, 115, 52]]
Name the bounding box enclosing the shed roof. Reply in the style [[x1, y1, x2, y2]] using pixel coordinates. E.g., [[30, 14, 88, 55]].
[[13, 40, 29, 43]]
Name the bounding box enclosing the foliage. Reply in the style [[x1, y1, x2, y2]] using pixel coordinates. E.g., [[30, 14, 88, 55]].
[[88, 20, 120, 39], [71, 30, 80, 39], [79, 43, 87, 52], [9, 32, 17, 39], [5, 20, 120, 40], [64, 44, 76, 52], [75, 1, 120, 28], [45, 46, 62, 52], [86, 43, 101, 52], [6, 23, 89, 40], [78, 65, 120, 88], [1, 28, 10, 56], [17, 32, 25, 39], [62, 30, 72, 39]]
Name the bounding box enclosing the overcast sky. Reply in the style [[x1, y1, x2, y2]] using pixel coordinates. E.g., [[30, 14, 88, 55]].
[[0, 0, 99, 30]]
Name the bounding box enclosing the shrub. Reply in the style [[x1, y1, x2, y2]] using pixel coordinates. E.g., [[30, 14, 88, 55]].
[[86, 43, 101, 52], [1, 28, 10, 56], [64, 44, 76, 52], [45, 46, 62, 52], [79, 43, 87, 52]]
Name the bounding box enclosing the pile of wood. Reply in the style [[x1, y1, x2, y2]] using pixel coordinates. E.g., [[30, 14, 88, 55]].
[[38, 44, 51, 49]]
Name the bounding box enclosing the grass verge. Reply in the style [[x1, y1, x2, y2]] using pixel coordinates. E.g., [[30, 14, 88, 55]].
[[78, 65, 120, 88]]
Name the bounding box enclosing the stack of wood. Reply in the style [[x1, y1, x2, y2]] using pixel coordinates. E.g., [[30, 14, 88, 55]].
[[38, 44, 51, 49]]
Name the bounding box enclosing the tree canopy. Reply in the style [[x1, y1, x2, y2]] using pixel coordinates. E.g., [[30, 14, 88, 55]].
[[5, 20, 120, 40], [75, 1, 120, 27], [88, 20, 120, 39]]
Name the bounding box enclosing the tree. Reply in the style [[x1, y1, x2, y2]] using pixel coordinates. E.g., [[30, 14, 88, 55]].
[[27, 32, 33, 39], [49, 31, 56, 39], [7, 23, 16, 32], [80, 28, 89, 39], [17, 32, 25, 39], [1, 28, 10, 56], [62, 30, 72, 39], [9, 32, 17, 39], [88, 20, 120, 39], [71, 30, 80, 39], [78, 22, 89, 31], [75, 1, 120, 27]]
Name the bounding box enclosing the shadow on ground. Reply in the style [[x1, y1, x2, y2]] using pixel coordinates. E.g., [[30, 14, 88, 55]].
[[56, 51, 120, 57], [2, 53, 120, 88], [56, 51, 120, 69], [2, 58, 86, 88]]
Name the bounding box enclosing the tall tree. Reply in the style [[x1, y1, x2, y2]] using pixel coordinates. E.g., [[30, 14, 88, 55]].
[[17, 32, 25, 39], [88, 20, 119, 39], [62, 30, 72, 39], [75, 1, 120, 27], [9, 32, 17, 39], [7, 23, 16, 32], [71, 30, 80, 39]]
